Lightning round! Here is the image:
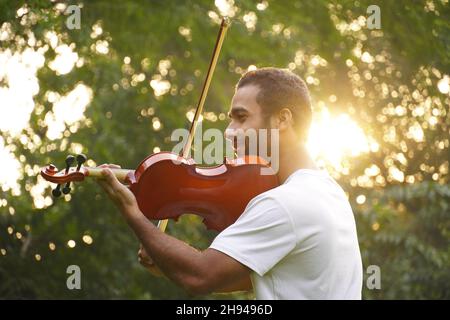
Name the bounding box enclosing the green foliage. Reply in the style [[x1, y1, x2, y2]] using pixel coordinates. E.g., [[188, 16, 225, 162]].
[[0, 0, 448, 299], [358, 182, 450, 299]]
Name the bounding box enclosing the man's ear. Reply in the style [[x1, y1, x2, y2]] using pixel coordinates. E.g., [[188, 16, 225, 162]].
[[273, 108, 294, 131]]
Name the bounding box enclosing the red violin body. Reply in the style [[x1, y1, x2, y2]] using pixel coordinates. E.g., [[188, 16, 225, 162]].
[[126, 152, 279, 231]]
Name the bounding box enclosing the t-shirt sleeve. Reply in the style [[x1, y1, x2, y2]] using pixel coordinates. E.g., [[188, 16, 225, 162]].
[[209, 194, 297, 276]]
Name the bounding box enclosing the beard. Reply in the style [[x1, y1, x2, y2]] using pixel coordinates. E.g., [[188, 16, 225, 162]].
[[229, 118, 275, 159]]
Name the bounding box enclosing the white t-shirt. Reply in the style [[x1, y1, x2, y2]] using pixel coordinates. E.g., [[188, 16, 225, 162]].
[[209, 169, 363, 300]]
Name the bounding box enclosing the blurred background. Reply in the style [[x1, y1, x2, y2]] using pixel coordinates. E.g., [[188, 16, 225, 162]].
[[0, 0, 448, 299]]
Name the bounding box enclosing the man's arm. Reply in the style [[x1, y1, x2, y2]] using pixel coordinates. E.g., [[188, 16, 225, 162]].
[[128, 213, 251, 295], [97, 166, 252, 295], [138, 245, 252, 293], [214, 272, 253, 293]]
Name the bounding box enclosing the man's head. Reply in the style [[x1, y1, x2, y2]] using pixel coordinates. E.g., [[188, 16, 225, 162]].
[[226, 67, 312, 155]]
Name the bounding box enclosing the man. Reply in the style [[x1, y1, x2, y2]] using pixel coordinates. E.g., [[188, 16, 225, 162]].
[[98, 67, 363, 299]]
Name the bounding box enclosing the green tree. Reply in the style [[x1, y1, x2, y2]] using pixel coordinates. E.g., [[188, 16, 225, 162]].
[[0, 0, 448, 299]]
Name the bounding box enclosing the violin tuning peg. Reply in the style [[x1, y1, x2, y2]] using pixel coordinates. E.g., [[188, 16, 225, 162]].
[[52, 184, 62, 197], [76, 154, 87, 171], [65, 155, 75, 174], [65, 155, 75, 166], [76, 154, 87, 163], [62, 182, 71, 195]]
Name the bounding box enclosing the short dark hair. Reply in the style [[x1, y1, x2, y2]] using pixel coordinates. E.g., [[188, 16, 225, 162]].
[[236, 67, 312, 141]]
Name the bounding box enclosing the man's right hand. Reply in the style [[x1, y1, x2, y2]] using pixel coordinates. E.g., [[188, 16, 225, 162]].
[[138, 244, 165, 277]]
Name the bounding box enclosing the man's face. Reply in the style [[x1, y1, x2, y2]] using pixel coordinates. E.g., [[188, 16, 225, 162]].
[[227, 84, 267, 132], [226, 84, 272, 156]]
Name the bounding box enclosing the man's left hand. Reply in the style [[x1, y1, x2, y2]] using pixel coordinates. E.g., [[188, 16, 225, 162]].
[[96, 164, 142, 220]]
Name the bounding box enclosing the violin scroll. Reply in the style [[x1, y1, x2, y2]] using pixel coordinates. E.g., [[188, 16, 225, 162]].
[[41, 153, 88, 197]]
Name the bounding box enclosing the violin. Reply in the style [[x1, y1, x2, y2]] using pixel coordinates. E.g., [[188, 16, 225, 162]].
[[41, 152, 277, 231], [40, 17, 279, 232]]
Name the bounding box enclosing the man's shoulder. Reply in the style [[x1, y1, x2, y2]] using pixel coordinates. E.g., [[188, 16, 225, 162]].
[[256, 172, 318, 202], [249, 170, 347, 219], [246, 181, 310, 216]]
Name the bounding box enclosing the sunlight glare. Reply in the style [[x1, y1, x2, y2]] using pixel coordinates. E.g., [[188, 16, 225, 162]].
[[307, 107, 372, 168], [0, 137, 22, 194], [45, 84, 93, 140], [150, 77, 171, 97], [48, 44, 78, 75], [437, 75, 449, 94], [215, 0, 237, 17], [0, 48, 44, 136]]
